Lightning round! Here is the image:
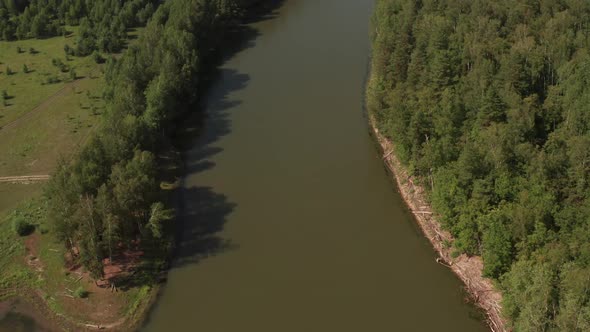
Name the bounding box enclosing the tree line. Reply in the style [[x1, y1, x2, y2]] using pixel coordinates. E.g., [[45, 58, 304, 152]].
[[0, 0, 156, 55], [370, 0, 590, 330], [45, 0, 251, 281]]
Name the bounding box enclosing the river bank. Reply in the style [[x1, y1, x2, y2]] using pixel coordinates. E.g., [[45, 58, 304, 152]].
[[366, 78, 506, 331], [0, 1, 275, 330], [143, 0, 490, 331]]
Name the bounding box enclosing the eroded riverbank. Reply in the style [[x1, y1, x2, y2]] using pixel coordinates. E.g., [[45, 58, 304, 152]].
[[369, 115, 505, 332]]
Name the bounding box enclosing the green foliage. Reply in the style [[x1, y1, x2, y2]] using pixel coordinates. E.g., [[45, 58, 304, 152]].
[[147, 202, 174, 239], [45, 75, 59, 84], [51, 58, 68, 72], [63, 44, 74, 57], [91, 51, 104, 64], [371, 0, 590, 329], [45, 0, 244, 283], [8, 199, 47, 237], [0, 0, 156, 44], [73, 286, 88, 298], [481, 210, 513, 278], [502, 259, 557, 331], [12, 215, 33, 236]]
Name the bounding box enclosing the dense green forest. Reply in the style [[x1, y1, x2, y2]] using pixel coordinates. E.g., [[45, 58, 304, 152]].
[[370, 0, 590, 330], [0, 0, 157, 55], [44, 0, 253, 281]]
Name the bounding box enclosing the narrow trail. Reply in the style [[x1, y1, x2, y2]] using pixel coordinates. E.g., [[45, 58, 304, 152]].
[[0, 175, 49, 183], [0, 79, 84, 133]]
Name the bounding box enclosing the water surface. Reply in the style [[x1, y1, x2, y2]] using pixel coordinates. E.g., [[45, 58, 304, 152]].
[[144, 0, 488, 331]]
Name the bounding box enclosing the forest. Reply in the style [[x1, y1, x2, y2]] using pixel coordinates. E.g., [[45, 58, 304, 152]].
[[0, 0, 156, 54], [7, 0, 254, 282], [370, 0, 590, 330]]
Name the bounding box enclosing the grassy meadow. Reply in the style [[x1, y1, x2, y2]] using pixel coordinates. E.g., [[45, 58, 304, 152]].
[[0, 27, 152, 329]]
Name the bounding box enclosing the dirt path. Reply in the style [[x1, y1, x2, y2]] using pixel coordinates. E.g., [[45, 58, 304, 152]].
[[369, 117, 507, 332], [0, 79, 84, 133], [0, 175, 49, 183]]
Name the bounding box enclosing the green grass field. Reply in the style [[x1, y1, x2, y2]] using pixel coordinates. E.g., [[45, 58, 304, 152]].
[[0, 28, 103, 126], [0, 28, 143, 213], [0, 30, 102, 306], [0, 30, 108, 230], [0, 28, 152, 329]]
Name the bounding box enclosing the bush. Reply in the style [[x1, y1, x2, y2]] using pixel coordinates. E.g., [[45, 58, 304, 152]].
[[51, 58, 68, 72], [13, 216, 34, 236], [91, 51, 104, 64], [74, 286, 89, 298], [64, 44, 75, 56], [45, 75, 60, 84], [39, 225, 49, 234]]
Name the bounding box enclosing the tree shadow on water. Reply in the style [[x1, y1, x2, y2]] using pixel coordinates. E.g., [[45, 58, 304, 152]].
[[166, 0, 288, 271], [170, 70, 251, 269], [173, 186, 238, 268], [138, 1, 290, 328], [172, 68, 250, 153]]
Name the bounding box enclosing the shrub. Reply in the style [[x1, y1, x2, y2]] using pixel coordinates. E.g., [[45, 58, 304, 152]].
[[74, 286, 88, 298], [91, 51, 104, 64], [22, 64, 28, 73], [64, 44, 75, 56], [51, 58, 68, 72], [13, 216, 34, 236], [5, 65, 13, 75], [45, 76, 60, 84], [39, 225, 49, 234], [16, 46, 22, 54]]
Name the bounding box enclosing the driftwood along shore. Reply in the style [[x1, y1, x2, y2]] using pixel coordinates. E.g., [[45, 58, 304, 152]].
[[370, 118, 507, 332]]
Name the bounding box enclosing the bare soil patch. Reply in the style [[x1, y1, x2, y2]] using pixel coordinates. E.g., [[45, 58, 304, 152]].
[[24, 232, 44, 273], [0, 175, 50, 184]]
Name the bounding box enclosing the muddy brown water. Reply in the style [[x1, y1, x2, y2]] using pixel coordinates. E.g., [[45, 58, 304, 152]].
[[143, 0, 489, 331], [0, 0, 490, 331]]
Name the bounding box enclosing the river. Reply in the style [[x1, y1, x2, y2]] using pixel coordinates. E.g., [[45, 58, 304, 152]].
[[142, 0, 488, 331]]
